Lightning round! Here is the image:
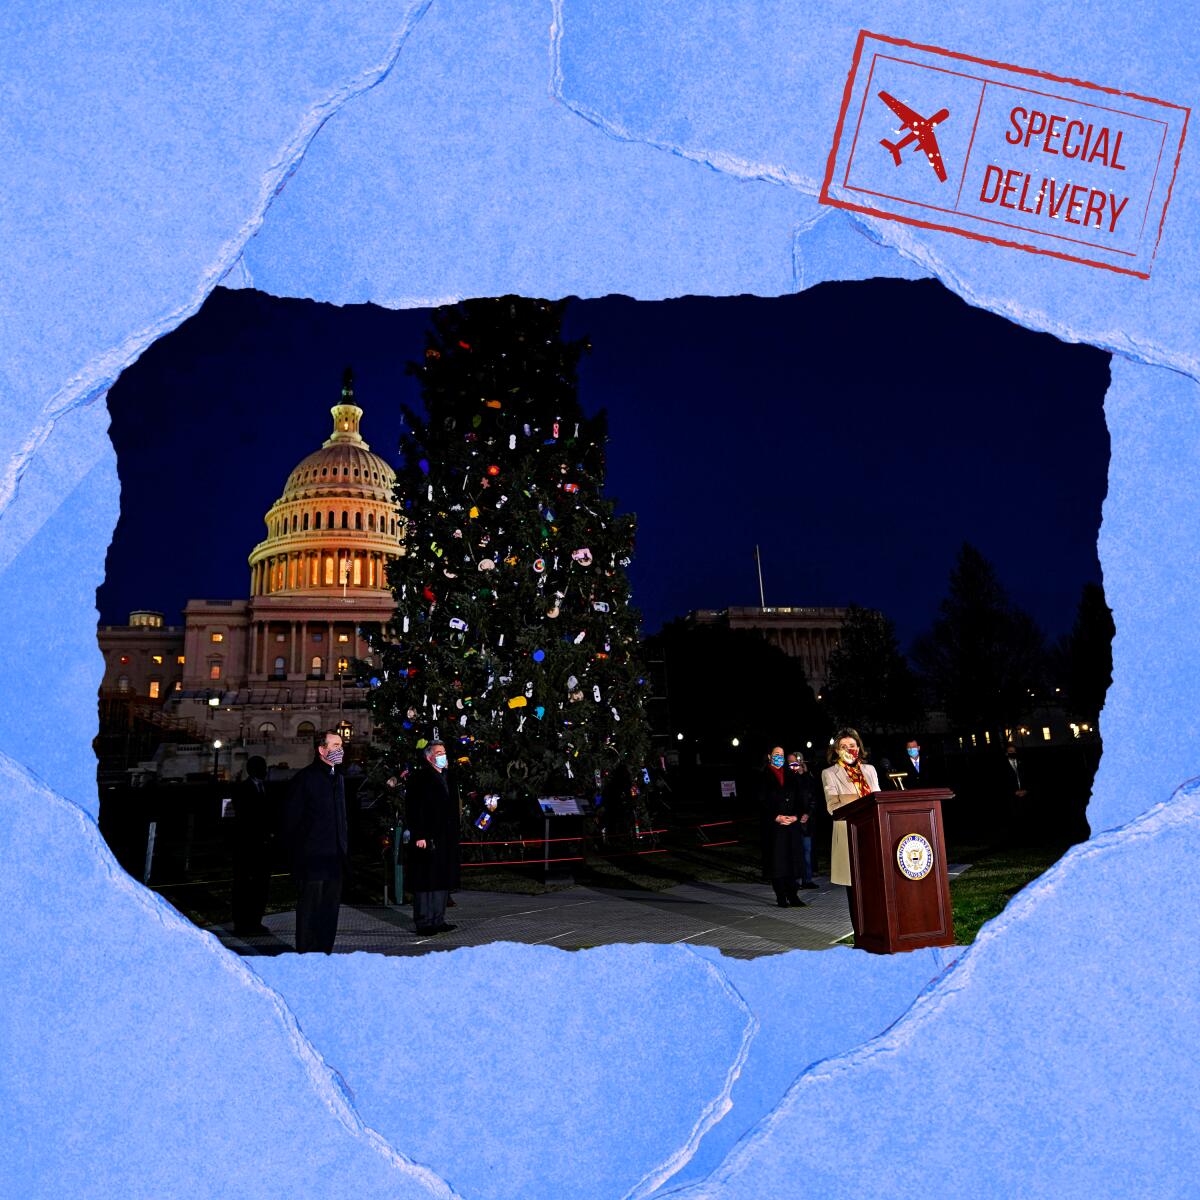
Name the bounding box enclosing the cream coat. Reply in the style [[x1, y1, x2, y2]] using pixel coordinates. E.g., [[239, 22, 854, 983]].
[[822, 761, 880, 886]]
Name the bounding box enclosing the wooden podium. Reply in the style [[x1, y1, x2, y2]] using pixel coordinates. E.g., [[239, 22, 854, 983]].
[[833, 787, 955, 954]]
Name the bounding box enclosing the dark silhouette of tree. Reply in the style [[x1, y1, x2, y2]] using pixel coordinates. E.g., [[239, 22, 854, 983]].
[[646, 619, 823, 756], [912, 543, 1047, 734], [1053, 581, 1114, 724], [822, 605, 921, 736]]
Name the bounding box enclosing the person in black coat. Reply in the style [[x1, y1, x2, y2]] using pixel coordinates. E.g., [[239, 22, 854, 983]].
[[231, 755, 274, 936], [786, 751, 821, 889], [283, 731, 348, 954], [405, 741, 462, 935], [758, 745, 807, 908]]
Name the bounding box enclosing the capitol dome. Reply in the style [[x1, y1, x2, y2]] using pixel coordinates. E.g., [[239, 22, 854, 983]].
[[248, 370, 404, 597]]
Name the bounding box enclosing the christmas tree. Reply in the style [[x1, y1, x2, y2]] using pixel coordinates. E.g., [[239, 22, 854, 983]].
[[366, 297, 650, 823]]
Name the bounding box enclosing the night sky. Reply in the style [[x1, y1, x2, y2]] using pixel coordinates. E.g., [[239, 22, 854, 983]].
[[98, 280, 1110, 648]]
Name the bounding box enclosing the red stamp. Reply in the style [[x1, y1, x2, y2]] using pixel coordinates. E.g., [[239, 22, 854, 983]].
[[819, 31, 1189, 278]]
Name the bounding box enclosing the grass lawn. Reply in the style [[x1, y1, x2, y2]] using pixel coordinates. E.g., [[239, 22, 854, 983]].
[[950, 842, 1072, 944]]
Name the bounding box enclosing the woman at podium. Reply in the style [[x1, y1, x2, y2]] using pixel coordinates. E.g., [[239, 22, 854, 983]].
[[821, 728, 880, 934]]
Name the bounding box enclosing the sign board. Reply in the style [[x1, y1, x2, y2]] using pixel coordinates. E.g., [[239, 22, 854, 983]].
[[720, 780, 737, 798], [537, 795, 587, 817]]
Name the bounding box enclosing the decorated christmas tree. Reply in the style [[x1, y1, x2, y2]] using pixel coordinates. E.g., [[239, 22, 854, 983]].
[[366, 297, 650, 821]]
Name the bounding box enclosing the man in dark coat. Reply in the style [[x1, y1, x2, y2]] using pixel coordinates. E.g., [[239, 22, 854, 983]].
[[405, 741, 462, 935], [283, 731, 348, 954], [758, 745, 807, 908], [231, 755, 274, 936], [996, 741, 1031, 844], [786, 751, 821, 889]]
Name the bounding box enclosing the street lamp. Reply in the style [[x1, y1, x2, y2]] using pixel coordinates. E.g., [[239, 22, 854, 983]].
[[212, 738, 222, 780], [675, 732, 684, 742], [731, 737, 740, 748]]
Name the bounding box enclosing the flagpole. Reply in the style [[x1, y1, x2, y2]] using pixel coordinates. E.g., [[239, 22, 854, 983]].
[[755, 544, 766, 609]]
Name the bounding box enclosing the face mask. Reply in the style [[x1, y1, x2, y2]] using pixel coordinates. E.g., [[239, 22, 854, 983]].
[[839, 748, 858, 765], [770, 754, 784, 768], [907, 748, 920, 759], [433, 753, 448, 770], [325, 747, 344, 765]]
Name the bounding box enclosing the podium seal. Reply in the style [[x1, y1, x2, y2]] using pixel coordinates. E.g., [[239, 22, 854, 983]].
[[896, 833, 934, 880]]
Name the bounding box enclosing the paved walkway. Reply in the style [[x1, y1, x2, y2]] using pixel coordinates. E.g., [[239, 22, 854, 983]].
[[210, 866, 969, 957]]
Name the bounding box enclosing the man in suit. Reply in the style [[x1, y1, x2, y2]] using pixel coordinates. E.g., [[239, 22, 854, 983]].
[[786, 751, 821, 889], [902, 738, 938, 789], [405, 741, 462, 935], [998, 741, 1030, 844], [283, 731, 348, 954], [231, 755, 274, 936]]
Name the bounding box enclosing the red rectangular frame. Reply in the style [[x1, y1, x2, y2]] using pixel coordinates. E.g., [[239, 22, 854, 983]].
[[819, 30, 1190, 279]]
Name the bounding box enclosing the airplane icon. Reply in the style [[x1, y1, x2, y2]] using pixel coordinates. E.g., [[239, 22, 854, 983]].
[[878, 90, 950, 182]]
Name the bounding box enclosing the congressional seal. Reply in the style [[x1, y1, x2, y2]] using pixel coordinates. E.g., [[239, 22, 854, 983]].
[[896, 833, 934, 881]]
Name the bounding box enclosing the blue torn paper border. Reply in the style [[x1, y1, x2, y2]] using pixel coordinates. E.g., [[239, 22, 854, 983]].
[[2, 2, 1197, 1196]]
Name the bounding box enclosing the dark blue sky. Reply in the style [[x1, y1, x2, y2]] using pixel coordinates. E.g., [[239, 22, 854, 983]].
[[98, 280, 1110, 647]]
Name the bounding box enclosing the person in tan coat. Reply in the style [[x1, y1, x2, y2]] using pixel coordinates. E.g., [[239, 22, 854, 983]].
[[821, 727, 880, 937]]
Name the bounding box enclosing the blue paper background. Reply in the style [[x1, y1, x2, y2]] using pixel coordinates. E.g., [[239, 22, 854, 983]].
[[3, 2, 1197, 1196]]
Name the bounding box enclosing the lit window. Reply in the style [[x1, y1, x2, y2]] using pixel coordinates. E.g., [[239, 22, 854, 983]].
[[353, 558, 362, 585], [177, 655, 186, 665], [275, 632, 286, 643], [337, 632, 350, 643], [970, 733, 977, 746], [173, 680, 182, 692], [148, 680, 161, 699], [259, 722, 277, 736], [211, 632, 224, 644], [336, 721, 352, 742], [311, 656, 323, 672], [273, 656, 286, 675], [984, 731, 991, 745], [324, 557, 334, 585], [209, 661, 222, 680], [1041, 726, 1052, 741], [152, 655, 163, 665], [117, 675, 131, 693]]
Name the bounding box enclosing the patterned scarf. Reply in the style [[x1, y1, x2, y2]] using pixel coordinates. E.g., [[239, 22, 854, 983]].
[[844, 758, 873, 797]]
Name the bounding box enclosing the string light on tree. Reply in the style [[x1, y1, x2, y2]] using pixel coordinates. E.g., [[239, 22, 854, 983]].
[[366, 296, 650, 814]]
